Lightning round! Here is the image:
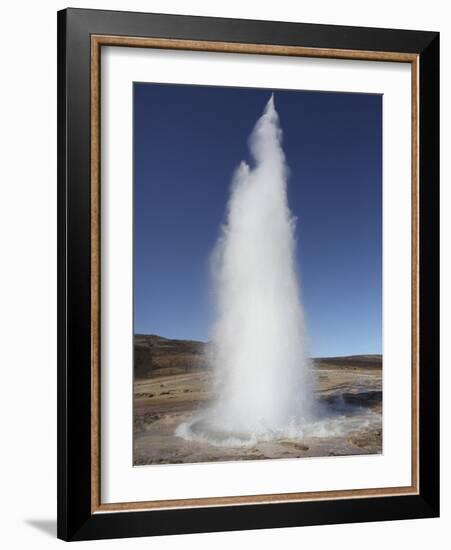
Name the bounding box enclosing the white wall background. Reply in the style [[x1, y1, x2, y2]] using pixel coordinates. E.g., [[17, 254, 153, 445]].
[[0, 0, 448, 547]]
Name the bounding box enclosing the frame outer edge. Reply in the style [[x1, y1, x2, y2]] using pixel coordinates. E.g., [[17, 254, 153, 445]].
[[57, 8, 68, 542], [58, 7, 97, 540], [418, 33, 440, 515], [67, 7, 438, 54]]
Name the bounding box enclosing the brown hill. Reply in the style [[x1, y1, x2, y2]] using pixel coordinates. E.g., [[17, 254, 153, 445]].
[[134, 334, 207, 378], [134, 334, 381, 380]]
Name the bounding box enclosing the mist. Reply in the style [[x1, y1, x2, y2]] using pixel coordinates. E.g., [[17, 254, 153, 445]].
[[177, 95, 315, 445]]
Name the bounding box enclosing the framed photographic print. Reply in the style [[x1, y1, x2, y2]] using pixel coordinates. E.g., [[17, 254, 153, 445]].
[[57, 8, 439, 541]]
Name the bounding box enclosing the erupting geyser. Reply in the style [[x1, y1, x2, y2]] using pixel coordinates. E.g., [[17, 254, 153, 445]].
[[177, 95, 315, 445]]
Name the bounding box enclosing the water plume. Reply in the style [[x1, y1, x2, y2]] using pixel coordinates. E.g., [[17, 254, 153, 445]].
[[178, 95, 315, 445]]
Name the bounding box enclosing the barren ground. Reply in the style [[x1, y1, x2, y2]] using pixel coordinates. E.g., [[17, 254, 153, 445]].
[[133, 336, 382, 465]]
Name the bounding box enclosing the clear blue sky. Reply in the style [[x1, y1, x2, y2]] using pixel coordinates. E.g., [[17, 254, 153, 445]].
[[133, 83, 382, 357]]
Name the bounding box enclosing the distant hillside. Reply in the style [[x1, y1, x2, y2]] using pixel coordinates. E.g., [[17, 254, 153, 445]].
[[134, 334, 382, 379], [314, 355, 382, 369], [134, 334, 207, 378]]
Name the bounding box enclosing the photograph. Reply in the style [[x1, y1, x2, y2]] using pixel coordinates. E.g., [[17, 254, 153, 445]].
[[132, 83, 383, 466]]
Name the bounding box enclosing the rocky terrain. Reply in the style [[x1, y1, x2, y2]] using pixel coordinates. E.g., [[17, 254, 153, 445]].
[[133, 335, 382, 465]]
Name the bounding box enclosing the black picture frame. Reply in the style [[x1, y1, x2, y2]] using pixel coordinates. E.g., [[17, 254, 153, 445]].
[[57, 7, 439, 541]]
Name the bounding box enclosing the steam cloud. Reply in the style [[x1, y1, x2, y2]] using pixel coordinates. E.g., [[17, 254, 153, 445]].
[[177, 95, 315, 445]]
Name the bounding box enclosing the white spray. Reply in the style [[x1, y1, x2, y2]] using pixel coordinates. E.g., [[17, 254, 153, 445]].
[[178, 95, 314, 445]]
